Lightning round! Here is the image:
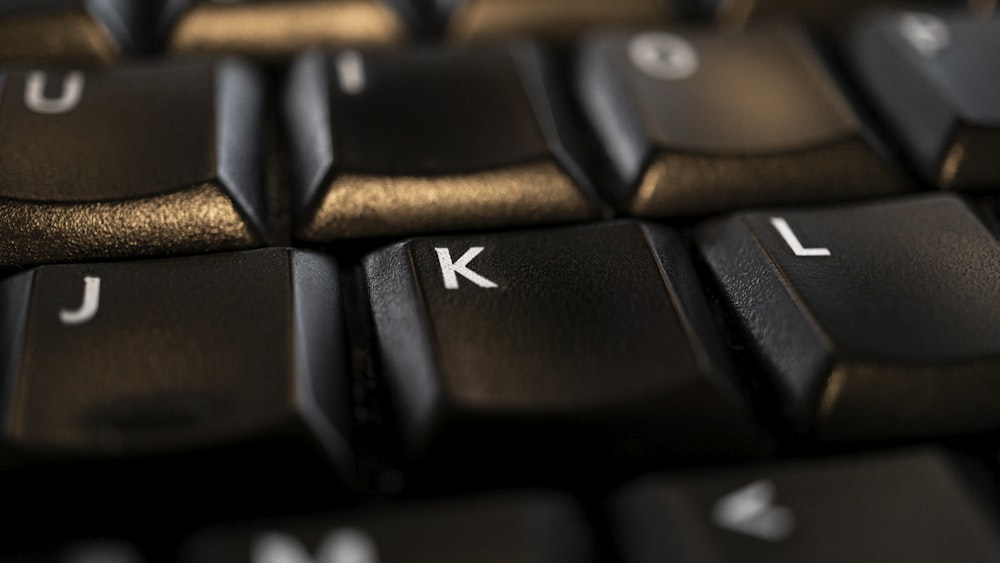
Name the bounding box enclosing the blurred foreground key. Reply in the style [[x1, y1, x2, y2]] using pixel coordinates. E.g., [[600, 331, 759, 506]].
[[0, 59, 267, 267], [364, 221, 766, 486], [0, 249, 353, 518], [182, 492, 596, 563], [436, 0, 674, 41], [612, 449, 1000, 562]]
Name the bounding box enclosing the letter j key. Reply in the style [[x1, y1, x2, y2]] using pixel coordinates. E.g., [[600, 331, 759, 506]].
[[0, 249, 354, 511]]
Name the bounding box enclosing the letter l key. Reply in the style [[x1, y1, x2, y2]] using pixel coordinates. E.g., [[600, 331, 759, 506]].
[[770, 217, 831, 257]]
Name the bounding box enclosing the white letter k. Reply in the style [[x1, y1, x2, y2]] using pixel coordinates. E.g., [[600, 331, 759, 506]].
[[435, 247, 498, 289]]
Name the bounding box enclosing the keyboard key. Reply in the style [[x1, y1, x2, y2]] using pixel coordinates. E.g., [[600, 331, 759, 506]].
[[0, 0, 141, 64], [702, 0, 908, 26], [846, 9, 1000, 190], [611, 450, 1000, 562], [286, 45, 604, 240], [162, 0, 412, 57], [364, 221, 765, 483], [577, 25, 907, 216], [0, 59, 267, 267], [182, 492, 596, 562], [696, 194, 1000, 440], [436, 0, 674, 41], [0, 249, 353, 495]]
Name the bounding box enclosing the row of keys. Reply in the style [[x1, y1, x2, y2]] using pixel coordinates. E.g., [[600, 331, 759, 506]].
[[4, 194, 1000, 483], [6, 0, 983, 63], [1, 14, 997, 267], [6, 193, 1000, 557], [12, 451, 1000, 561]]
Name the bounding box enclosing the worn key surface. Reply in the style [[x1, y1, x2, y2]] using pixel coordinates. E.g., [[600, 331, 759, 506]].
[[364, 221, 765, 485], [697, 193, 1000, 440], [0, 59, 267, 266]]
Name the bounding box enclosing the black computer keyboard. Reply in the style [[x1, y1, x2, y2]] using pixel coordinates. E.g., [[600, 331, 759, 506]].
[[1, 0, 1000, 561]]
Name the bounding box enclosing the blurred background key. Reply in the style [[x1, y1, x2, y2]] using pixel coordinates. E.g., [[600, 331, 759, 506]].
[[432, 0, 675, 41], [845, 9, 1000, 190], [160, 0, 415, 58], [576, 24, 908, 217], [698, 0, 979, 29], [0, 0, 144, 64]]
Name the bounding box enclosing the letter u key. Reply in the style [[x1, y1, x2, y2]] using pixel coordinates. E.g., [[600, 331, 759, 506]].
[[24, 71, 85, 114]]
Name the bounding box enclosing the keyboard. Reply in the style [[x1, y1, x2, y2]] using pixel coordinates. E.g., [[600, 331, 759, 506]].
[[1, 1, 1000, 561]]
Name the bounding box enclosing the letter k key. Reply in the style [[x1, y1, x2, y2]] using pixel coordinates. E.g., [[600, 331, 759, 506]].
[[435, 247, 498, 289]]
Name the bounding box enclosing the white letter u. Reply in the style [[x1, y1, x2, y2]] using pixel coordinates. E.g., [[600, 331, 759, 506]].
[[24, 71, 85, 114]]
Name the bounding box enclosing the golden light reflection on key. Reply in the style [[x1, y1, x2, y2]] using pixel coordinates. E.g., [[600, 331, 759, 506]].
[[168, 0, 408, 57]]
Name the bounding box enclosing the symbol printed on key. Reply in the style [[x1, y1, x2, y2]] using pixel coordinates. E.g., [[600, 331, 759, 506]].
[[770, 217, 831, 257], [336, 50, 366, 95], [60, 276, 101, 326], [711, 479, 796, 542], [898, 12, 951, 56], [628, 32, 699, 81], [24, 71, 85, 114], [435, 247, 498, 289], [253, 528, 378, 563]]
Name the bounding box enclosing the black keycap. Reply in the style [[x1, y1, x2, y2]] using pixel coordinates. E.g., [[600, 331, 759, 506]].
[[182, 492, 596, 563], [363, 221, 765, 483], [696, 194, 1000, 440], [577, 24, 907, 216], [286, 44, 604, 240], [161, 0, 412, 57], [435, 0, 674, 41], [846, 9, 1000, 190], [611, 450, 1000, 563], [700, 0, 898, 26], [0, 249, 353, 504], [0, 59, 266, 267], [0, 0, 141, 64]]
